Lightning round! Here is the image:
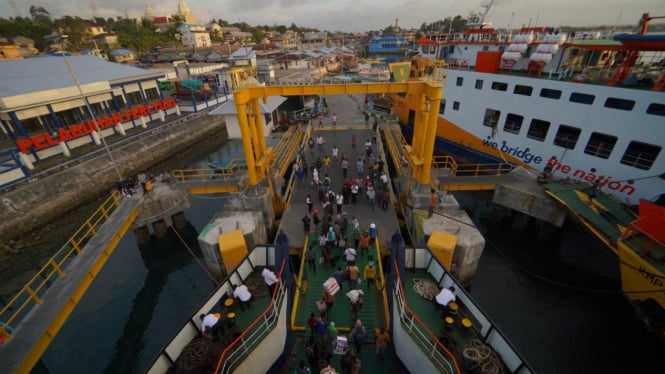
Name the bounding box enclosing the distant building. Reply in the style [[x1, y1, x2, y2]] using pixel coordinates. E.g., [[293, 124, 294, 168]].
[[178, 24, 211, 48], [229, 47, 256, 67], [0, 56, 173, 185]]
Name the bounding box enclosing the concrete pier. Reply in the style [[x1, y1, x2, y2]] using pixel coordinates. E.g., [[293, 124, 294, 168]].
[[406, 183, 486, 286], [130, 180, 191, 243], [491, 169, 566, 227], [197, 190, 273, 281]]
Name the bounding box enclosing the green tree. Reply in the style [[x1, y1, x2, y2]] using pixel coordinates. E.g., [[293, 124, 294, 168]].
[[29, 6, 51, 26]]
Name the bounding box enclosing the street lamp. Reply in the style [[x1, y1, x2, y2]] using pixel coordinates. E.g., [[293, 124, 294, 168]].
[[59, 35, 123, 181]]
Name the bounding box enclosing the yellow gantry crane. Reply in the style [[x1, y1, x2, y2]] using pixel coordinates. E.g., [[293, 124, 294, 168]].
[[231, 60, 446, 194]]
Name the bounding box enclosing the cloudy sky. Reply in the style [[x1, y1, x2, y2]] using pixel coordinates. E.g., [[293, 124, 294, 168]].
[[4, 0, 665, 32]]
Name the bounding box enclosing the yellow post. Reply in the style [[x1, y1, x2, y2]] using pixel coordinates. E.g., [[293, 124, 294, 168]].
[[252, 98, 267, 157], [235, 99, 259, 185], [419, 95, 442, 184], [412, 95, 427, 158]]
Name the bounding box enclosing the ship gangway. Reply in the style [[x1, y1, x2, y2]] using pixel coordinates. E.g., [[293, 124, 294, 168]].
[[0, 192, 140, 374]]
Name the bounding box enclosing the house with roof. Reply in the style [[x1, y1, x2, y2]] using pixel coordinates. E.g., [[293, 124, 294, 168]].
[[208, 95, 286, 138], [178, 24, 211, 49], [229, 47, 256, 67]]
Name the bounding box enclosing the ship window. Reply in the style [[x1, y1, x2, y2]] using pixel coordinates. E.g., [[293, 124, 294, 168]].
[[453, 101, 460, 110], [569, 92, 595, 105], [621, 141, 661, 170], [439, 99, 446, 115], [503, 113, 523, 134], [584, 132, 617, 159], [553, 125, 581, 149], [540, 88, 561, 99], [491, 81, 508, 91], [456, 77, 464, 86], [646, 103, 665, 116], [513, 85, 532, 96], [604, 97, 635, 111], [475, 79, 483, 89], [527, 119, 550, 141], [483, 108, 500, 128]]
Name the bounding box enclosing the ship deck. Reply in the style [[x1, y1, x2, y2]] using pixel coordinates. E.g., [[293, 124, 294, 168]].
[[543, 181, 637, 252], [541, 182, 665, 281]]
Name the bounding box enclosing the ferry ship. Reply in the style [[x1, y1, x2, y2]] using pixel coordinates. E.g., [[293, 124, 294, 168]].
[[391, 13, 665, 206], [389, 13, 665, 339]]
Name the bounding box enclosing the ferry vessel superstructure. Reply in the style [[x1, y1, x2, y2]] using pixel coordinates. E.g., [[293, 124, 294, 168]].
[[393, 14, 665, 206]]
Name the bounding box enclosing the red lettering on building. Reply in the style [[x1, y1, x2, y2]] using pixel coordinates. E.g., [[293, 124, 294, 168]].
[[15, 99, 176, 153]]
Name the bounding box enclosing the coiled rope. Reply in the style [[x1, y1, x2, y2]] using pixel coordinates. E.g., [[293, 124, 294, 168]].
[[413, 278, 439, 301], [463, 339, 506, 374]]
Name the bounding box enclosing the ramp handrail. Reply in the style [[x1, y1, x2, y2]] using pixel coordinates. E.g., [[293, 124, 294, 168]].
[[215, 259, 288, 373], [171, 158, 247, 182], [432, 156, 514, 176], [393, 260, 460, 374], [0, 191, 123, 340]]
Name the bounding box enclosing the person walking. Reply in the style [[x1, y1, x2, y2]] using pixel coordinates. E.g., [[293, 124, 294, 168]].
[[364, 259, 377, 290], [345, 246, 357, 266], [350, 319, 366, 353], [306, 194, 313, 213], [332, 145, 339, 163], [356, 157, 364, 178], [306, 245, 317, 274], [303, 214, 312, 235], [233, 283, 252, 310], [366, 185, 376, 210], [334, 267, 345, 292], [588, 179, 603, 204], [200, 312, 225, 342], [317, 135, 325, 154], [349, 292, 363, 322], [428, 188, 437, 218], [347, 263, 360, 290], [341, 158, 349, 178], [332, 113, 337, 129], [359, 232, 370, 258], [323, 290, 335, 311], [350, 182, 359, 205], [375, 327, 390, 359], [262, 266, 279, 296], [336, 192, 344, 214]]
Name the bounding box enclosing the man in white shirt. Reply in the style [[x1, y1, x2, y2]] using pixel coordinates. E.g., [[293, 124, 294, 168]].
[[199, 312, 224, 341], [434, 286, 456, 311], [233, 283, 252, 310], [344, 246, 357, 265], [262, 267, 279, 296]]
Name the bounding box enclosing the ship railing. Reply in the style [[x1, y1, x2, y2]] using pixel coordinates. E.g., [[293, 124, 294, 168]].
[[393, 259, 459, 374], [401, 248, 533, 373], [171, 158, 246, 182], [620, 217, 665, 260], [215, 259, 288, 374], [432, 155, 514, 176], [0, 191, 122, 341]]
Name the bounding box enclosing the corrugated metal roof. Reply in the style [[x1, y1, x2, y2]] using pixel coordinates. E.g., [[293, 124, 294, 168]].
[[0, 55, 164, 98]]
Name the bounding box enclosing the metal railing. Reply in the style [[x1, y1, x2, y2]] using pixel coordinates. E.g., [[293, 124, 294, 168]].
[[392, 260, 459, 374], [171, 158, 247, 182], [0, 191, 123, 340], [432, 155, 514, 176], [215, 259, 287, 374]]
